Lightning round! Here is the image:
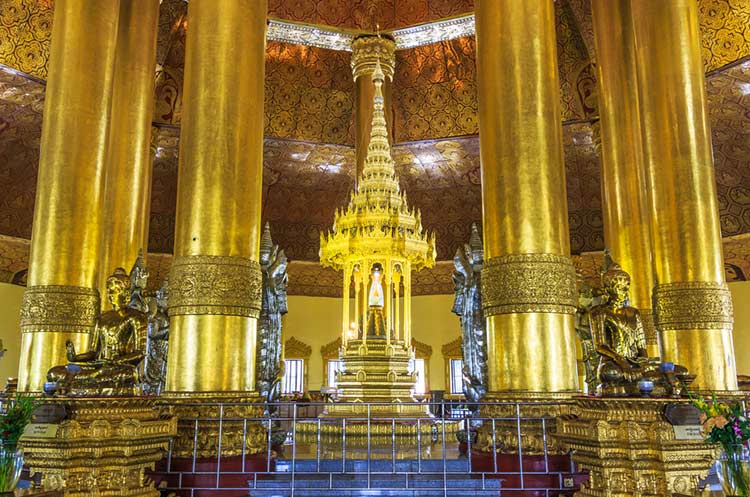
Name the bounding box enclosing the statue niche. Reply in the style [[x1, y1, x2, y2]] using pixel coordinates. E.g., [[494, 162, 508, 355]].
[[47, 267, 148, 396], [588, 252, 693, 397], [452, 223, 487, 403], [366, 263, 387, 338]]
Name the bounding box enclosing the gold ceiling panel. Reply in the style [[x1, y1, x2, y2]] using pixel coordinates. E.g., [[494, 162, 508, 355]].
[[264, 42, 354, 145], [708, 58, 750, 237], [0, 66, 43, 241], [699, 0, 750, 71], [393, 36, 478, 142], [0, 0, 52, 80], [556, 0, 598, 122]]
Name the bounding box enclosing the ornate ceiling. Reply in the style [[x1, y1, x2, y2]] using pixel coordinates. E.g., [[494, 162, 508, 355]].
[[2, 0, 750, 294]]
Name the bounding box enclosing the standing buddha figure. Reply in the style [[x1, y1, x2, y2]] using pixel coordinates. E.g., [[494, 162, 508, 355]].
[[366, 264, 387, 337]]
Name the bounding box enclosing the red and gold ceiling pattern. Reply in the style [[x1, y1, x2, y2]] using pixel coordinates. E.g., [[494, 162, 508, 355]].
[[0, 67, 42, 241], [556, 0, 597, 121], [393, 36, 477, 142], [267, 0, 474, 31], [0, 0, 51, 81], [264, 42, 354, 145], [708, 59, 750, 238]]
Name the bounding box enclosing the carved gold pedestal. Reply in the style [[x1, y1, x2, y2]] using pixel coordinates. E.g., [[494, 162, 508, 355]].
[[162, 393, 266, 458], [477, 395, 575, 454], [20, 398, 176, 497], [556, 398, 717, 496], [326, 339, 429, 417], [295, 339, 439, 446]]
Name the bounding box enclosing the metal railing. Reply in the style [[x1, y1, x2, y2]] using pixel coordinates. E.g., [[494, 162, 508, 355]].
[[152, 400, 582, 496]]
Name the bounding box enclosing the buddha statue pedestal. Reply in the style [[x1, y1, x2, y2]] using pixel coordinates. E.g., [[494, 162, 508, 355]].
[[555, 397, 717, 497], [20, 397, 176, 497]]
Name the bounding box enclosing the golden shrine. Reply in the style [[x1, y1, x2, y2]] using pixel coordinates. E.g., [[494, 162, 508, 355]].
[[319, 37, 435, 417]]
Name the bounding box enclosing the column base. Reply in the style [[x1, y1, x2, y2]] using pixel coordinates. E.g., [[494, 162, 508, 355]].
[[555, 397, 717, 496], [476, 393, 576, 455], [160, 392, 266, 459], [20, 397, 176, 497]]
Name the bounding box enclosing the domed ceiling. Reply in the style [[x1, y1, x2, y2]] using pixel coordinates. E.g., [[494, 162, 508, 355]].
[[2, 0, 750, 290]]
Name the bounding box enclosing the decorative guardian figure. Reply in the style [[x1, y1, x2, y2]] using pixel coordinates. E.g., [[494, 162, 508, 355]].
[[255, 223, 288, 404], [142, 279, 169, 395], [452, 223, 487, 403]]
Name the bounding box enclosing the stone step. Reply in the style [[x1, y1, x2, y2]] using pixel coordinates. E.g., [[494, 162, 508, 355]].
[[249, 491, 502, 497], [275, 459, 471, 473], [251, 473, 502, 490], [248, 491, 502, 497]]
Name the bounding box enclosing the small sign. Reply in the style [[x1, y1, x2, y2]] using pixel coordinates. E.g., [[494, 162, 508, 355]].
[[673, 425, 703, 440], [665, 404, 702, 426], [22, 423, 59, 439]]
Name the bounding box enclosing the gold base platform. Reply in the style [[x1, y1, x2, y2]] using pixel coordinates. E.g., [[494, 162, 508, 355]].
[[20, 397, 176, 497], [294, 417, 461, 448], [161, 391, 266, 458], [555, 397, 718, 497]]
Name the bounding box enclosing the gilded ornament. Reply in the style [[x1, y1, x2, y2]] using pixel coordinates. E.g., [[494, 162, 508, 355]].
[[168, 254, 262, 318], [653, 281, 734, 331], [20, 285, 99, 334], [481, 253, 577, 316], [351, 35, 396, 82]]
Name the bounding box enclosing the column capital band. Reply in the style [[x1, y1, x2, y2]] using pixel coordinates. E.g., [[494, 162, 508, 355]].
[[481, 253, 577, 316], [20, 285, 99, 334], [168, 255, 262, 318], [654, 281, 733, 331]]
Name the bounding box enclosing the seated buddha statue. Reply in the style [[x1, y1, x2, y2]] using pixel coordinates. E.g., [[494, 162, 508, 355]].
[[47, 268, 148, 396], [589, 257, 691, 397]]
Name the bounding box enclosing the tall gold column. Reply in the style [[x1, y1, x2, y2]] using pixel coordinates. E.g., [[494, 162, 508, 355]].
[[18, 0, 120, 392], [166, 0, 267, 393], [632, 0, 736, 391], [99, 0, 160, 293], [591, 0, 658, 357], [476, 0, 579, 393], [351, 35, 395, 179]]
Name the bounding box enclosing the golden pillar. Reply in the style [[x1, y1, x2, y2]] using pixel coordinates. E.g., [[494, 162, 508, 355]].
[[476, 0, 579, 394], [99, 0, 160, 294], [18, 0, 120, 392], [166, 0, 267, 393], [351, 35, 395, 179], [591, 0, 658, 357], [632, 0, 736, 391]]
